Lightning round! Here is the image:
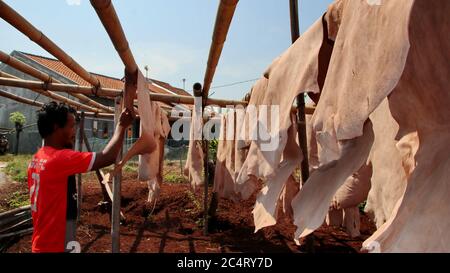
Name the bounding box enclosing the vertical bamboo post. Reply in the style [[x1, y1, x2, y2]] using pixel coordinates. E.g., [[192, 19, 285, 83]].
[[193, 83, 209, 236], [179, 146, 183, 176], [82, 131, 111, 203], [77, 112, 85, 222], [112, 97, 123, 253], [289, 0, 314, 253]]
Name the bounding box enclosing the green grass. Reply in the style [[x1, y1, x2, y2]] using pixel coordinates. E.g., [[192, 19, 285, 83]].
[[7, 191, 30, 208], [185, 190, 201, 213], [0, 154, 32, 183], [163, 173, 185, 184], [0, 154, 32, 210], [123, 161, 138, 173]]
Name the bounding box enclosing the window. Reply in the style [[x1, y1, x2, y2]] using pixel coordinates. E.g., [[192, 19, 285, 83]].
[[92, 120, 98, 137], [102, 122, 109, 139]]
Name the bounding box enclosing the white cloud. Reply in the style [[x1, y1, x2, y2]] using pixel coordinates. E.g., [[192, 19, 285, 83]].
[[66, 0, 82, 6]]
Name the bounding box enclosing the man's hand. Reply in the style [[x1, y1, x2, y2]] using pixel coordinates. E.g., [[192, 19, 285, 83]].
[[92, 108, 135, 170], [118, 108, 135, 129]]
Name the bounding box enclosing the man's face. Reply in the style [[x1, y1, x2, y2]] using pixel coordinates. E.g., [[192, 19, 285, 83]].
[[61, 113, 77, 149]]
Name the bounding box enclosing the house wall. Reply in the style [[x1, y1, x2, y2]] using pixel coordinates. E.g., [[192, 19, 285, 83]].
[[0, 51, 115, 154]]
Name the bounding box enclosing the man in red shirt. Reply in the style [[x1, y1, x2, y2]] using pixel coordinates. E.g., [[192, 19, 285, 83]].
[[27, 101, 134, 253]]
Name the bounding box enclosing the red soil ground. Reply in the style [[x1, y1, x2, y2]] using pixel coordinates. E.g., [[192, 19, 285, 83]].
[[4, 171, 376, 253]]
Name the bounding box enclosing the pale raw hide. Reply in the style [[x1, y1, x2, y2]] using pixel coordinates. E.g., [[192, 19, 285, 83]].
[[292, 121, 374, 242], [237, 16, 332, 232], [105, 70, 157, 181], [279, 175, 300, 221], [362, 0, 450, 252], [138, 101, 171, 203], [343, 207, 361, 238], [331, 163, 372, 210], [234, 78, 267, 200], [213, 112, 240, 202], [252, 114, 302, 232], [237, 17, 327, 184], [328, 163, 372, 238], [364, 99, 408, 228], [292, 0, 413, 244], [184, 99, 204, 190], [312, 0, 412, 152]]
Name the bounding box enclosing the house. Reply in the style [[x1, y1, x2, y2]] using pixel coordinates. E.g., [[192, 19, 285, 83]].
[[0, 50, 192, 154]]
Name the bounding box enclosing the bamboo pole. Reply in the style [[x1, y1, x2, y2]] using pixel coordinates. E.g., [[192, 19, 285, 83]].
[[82, 131, 113, 203], [0, 89, 43, 108], [111, 96, 123, 253], [0, 71, 106, 113], [90, 0, 138, 111], [89, 0, 138, 75], [191, 83, 210, 236], [0, 77, 121, 97], [203, 0, 239, 97], [0, 227, 33, 239], [0, 76, 251, 107], [142, 92, 248, 108], [76, 112, 85, 222], [0, 89, 116, 119], [0, 50, 113, 113], [1, 75, 310, 115], [0, 0, 101, 88], [0, 206, 31, 219], [289, 0, 314, 253]]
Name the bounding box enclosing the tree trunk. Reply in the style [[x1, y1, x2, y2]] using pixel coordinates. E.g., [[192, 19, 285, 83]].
[[14, 123, 22, 155]]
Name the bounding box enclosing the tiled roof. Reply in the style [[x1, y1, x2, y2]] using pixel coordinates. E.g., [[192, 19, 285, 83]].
[[20, 52, 192, 98], [22, 52, 125, 90], [150, 79, 192, 97], [15, 51, 192, 110]]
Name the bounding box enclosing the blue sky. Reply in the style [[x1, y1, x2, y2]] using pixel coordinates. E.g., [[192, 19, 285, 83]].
[[0, 0, 333, 100]]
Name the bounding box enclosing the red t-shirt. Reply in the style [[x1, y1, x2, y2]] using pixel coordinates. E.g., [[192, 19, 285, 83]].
[[27, 146, 95, 253]]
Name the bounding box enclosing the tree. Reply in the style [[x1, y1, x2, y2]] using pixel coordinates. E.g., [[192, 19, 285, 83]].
[[9, 112, 26, 155]]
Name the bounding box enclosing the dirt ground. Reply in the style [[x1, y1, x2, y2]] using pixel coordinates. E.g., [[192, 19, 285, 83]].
[[4, 168, 376, 253]]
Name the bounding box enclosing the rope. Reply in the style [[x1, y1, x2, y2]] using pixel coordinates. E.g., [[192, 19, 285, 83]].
[[33, 93, 41, 104], [210, 78, 259, 90]]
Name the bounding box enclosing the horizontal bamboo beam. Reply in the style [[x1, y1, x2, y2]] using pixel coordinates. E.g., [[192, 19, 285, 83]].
[[0, 89, 115, 119], [0, 76, 248, 107], [0, 50, 113, 113], [0, 1, 101, 88], [0, 70, 105, 113], [0, 77, 121, 97], [147, 92, 248, 107], [203, 0, 239, 97], [0, 88, 43, 108], [90, 0, 138, 75]]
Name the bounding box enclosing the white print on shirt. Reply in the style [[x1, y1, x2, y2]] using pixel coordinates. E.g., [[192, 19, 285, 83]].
[[29, 158, 47, 213], [30, 173, 40, 212]]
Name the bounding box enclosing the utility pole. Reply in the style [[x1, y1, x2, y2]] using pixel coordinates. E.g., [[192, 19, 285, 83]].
[[144, 65, 149, 80]]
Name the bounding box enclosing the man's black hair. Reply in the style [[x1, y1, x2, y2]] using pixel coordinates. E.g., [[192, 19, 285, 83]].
[[37, 102, 78, 138]]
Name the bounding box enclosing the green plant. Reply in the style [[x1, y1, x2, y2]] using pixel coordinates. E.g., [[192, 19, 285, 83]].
[[163, 173, 185, 184], [185, 190, 201, 213], [209, 139, 218, 163], [9, 112, 26, 127], [7, 191, 30, 209], [2, 154, 32, 183], [123, 161, 138, 173]]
